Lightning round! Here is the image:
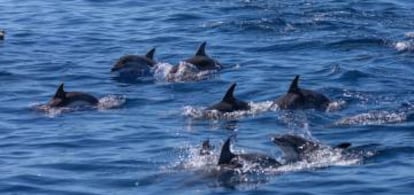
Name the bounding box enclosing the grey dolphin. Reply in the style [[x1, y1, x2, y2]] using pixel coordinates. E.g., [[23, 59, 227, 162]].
[[47, 83, 99, 107], [271, 134, 351, 163], [0, 29, 5, 40], [111, 48, 156, 76], [184, 42, 222, 71], [207, 83, 250, 113], [274, 75, 330, 110], [218, 137, 281, 169]]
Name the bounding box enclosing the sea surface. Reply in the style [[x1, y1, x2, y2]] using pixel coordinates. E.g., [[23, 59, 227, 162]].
[[1, 0, 414, 194]]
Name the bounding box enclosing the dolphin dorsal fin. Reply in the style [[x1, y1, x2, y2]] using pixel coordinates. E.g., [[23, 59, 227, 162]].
[[218, 137, 235, 165], [288, 75, 300, 93], [145, 48, 156, 60], [195, 41, 207, 56], [54, 83, 66, 98], [222, 83, 237, 103]]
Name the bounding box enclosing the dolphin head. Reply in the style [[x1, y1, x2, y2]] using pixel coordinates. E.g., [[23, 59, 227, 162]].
[[272, 134, 352, 162], [111, 48, 156, 72], [271, 134, 320, 162], [207, 83, 250, 113]]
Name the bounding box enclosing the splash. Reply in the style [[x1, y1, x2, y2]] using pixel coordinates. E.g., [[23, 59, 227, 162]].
[[326, 100, 347, 112], [169, 138, 371, 188], [393, 41, 414, 52], [153, 62, 218, 82], [182, 101, 277, 120], [97, 95, 126, 110]]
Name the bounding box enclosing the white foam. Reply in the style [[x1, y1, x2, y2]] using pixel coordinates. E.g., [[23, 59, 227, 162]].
[[335, 110, 406, 126], [153, 62, 218, 82], [97, 95, 126, 109], [182, 101, 277, 120], [326, 100, 347, 112], [394, 41, 414, 52]]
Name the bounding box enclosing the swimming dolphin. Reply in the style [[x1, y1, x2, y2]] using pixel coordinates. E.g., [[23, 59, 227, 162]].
[[0, 29, 4, 40], [111, 48, 156, 76], [47, 83, 99, 107], [184, 42, 222, 71], [218, 137, 281, 169], [271, 134, 351, 163], [207, 83, 250, 113], [274, 75, 330, 110]]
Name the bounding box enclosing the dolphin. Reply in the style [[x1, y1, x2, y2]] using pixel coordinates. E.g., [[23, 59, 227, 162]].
[[111, 48, 156, 76], [0, 29, 4, 40], [47, 83, 99, 107], [274, 75, 330, 110], [217, 137, 281, 169], [206, 83, 250, 113], [271, 134, 351, 163], [184, 42, 222, 71]]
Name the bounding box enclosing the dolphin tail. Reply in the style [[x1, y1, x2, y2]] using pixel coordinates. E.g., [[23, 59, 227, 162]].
[[218, 137, 236, 165], [334, 142, 352, 149], [145, 48, 156, 61], [54, 83, 66, 98], [222, 83, 237, 103], [288, 75, 301, 93], [195, 41, 207, 56]]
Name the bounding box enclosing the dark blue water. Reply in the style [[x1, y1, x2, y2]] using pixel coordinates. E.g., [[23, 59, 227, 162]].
[[1, 0, 414, 194]]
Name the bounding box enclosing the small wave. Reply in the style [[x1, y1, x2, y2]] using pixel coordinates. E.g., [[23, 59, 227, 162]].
[[334, 110, 407, 126], [153, 62, 218, 82], [405, 32, 414, 39], [338, 70, 372, 81], [182, 101, 277, 120], [328, 38, 385, 48]]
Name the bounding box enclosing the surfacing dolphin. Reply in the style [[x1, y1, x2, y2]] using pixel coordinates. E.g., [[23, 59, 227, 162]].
[[184, 42, 222, 71], [271, 134, 351, 163], [274, 75, 330, 110], [207, 83, 250, 113], [111, 48, 156, 77], [217, 137, 281, 169], [47, 83, 99, 107]]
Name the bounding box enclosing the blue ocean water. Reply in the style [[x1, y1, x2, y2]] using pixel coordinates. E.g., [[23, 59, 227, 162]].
[[1, 0, 414, 194]]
